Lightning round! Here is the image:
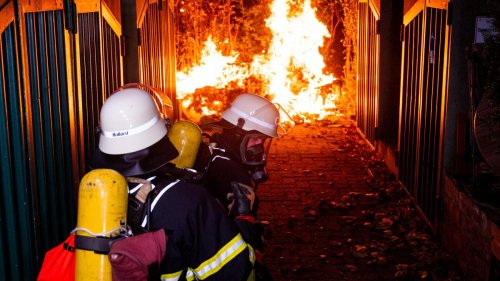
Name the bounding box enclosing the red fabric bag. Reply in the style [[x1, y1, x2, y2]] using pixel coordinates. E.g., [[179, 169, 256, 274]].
[[37, 234, 76, 281]]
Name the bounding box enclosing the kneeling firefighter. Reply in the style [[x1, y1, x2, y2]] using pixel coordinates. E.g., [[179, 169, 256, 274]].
[[88, 87, 256, 280], [193, 93, 294, 281]]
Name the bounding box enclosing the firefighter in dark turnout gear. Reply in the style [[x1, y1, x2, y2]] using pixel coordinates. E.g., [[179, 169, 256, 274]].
[[194, 93, 294, 280], [89, 88, 255, 280], [194, 93, 293, 214]]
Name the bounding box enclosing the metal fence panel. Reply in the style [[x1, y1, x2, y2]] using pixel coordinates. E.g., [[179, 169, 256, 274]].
[[78, 12, 103, 169], [25, 9, 77, 252], [0, 21, 36, 281], [0, 6, 78, 279], [138, 1, 178, 120], [77, 11, 122, 167], [399, 5, 449, 229], [357, 1, 379, 144], [400, 12, 423, 196], [0, 2, 123, 279]]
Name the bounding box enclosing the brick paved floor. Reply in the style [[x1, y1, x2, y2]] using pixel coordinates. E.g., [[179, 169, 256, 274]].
[[256, 118, 463, 281]]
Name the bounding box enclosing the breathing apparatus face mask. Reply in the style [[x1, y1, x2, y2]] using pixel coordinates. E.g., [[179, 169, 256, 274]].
[[238, 133, 272, 183], [239, 134, 272, 166]]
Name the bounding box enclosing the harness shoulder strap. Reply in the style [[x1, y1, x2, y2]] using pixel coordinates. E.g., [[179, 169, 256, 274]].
[[126, 174, 177, 234]]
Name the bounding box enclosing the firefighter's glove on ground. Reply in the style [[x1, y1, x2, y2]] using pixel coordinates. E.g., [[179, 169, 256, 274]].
[[228, 181, 255, 217]]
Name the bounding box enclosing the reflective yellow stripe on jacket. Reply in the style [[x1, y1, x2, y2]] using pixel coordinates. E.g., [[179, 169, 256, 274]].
[[160, 233, 249, 280], [246, 244, 256, 281], [161, 270, 183, 281]]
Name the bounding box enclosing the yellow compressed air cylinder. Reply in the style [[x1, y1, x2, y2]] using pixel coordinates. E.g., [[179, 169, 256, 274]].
[[75, 169, 128, 281], [168, 120, 202, 168]]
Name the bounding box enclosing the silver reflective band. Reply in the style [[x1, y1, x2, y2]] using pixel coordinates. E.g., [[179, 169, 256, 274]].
[[189, 233, 247, 279], [151, 180, 179, 211], [229, 107, 276, 130], [128, 176, 156, 194], [102, 115, 160, 138], [140, 180, 179, 228]]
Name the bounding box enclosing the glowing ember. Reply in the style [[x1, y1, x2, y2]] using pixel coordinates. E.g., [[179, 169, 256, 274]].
[[176, 0, 339, 122]]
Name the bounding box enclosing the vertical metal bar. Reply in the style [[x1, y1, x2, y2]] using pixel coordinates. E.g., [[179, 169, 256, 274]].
[[406, 18, 414, 192], [429, 8, 437, 219], [0, 26, 22, 281], [399, 20, 410, 190], [137, 2, 177, 118], [150, 6, 155, 87], [406, 16, 415, 194], [369, 9, 377, 142], [368, 8, 373, 140], [90, 13, 102, 158], [47, 10, 71, 236], [78, 13, 88, 154], [102, 20, 107, 95], [412, 14, 422, 196], [54, 9, 76, 230], [426, 8, 433, 218], [414, 4, 426, 205], [0, 64, 6, 276], [372, 10, 377, 141], [41, 10, 68, 244], [437, 6, 451, 227], [400, 21, 408, 186], [432, 8, 447, 226], [364, 2, 367, 134], [357, 3, 366, 133], [420, 7, 431, 218], [113, 24, 120, 88], [105, 16, 110, 96], [398, 3, 450, 230], [25, 12, 50, 255], [168, 8, 177, 110], [0, 43, 6, 272], [154, 4, 159, 87], [4, 21, 35, 280], [35, 12, 58, 246]]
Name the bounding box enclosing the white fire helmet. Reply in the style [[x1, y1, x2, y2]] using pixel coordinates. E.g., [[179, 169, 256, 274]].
[[98, 88, 168, 155], [221, 93, 280, 138]]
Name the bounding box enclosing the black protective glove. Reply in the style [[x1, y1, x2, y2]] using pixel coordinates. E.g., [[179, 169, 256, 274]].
[[228, 181, 255, 217]]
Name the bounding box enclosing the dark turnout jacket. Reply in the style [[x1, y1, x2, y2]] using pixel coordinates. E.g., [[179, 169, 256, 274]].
[[128, 175, 255, 281], [194, 141, 264, 251], [194, 140, 253, 210]]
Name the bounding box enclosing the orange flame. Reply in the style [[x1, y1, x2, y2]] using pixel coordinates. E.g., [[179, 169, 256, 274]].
[[176, 0, 339, 122], [176, 37, 248, 100]]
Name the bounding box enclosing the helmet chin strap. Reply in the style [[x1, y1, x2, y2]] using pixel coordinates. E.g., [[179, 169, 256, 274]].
[[236, 118, 245, 128]]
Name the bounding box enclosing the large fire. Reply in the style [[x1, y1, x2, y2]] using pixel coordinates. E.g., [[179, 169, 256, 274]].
[[176, 0, 339, 122]]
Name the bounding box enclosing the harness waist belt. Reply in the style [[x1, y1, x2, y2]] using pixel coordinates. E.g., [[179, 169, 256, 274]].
[[75, 235, 124, 254]]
